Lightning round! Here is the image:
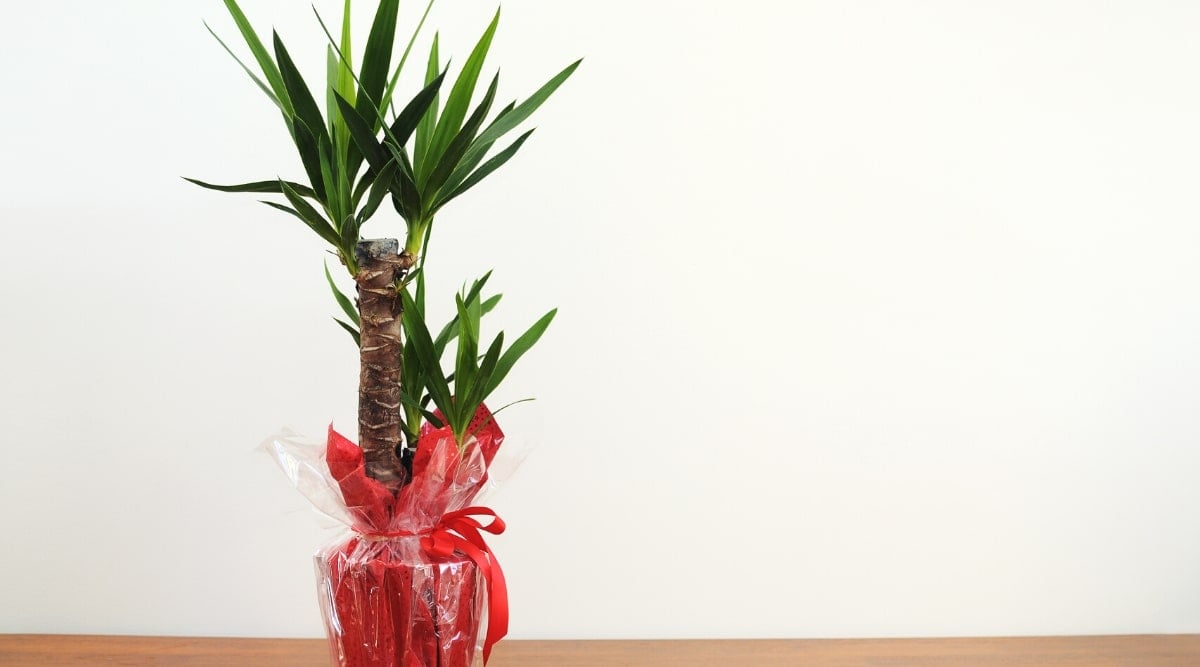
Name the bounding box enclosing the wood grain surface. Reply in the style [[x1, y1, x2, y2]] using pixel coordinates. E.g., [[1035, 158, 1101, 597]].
[[1, 634, 1198, 666]]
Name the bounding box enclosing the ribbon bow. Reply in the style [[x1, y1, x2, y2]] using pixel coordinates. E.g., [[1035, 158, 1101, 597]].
[[420, 506, 509, 663]]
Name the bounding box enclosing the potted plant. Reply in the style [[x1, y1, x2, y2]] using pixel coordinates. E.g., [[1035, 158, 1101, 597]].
[[188, 1, 578, 664]]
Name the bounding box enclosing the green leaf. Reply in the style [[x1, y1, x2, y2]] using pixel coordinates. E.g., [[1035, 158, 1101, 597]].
[[356, 0, 400, 125], [482, 100, 516, 134], [400, 330, 425, 435], [401, 391, 443, 429], [486, 308, 556, 397], [384, 143, 422, 219], [414, 33, 440, 167], [351, 168, 375, 207], [324, 261, 359, 325], [273, 180, 341, 246], [260, 200, 340, 247], [466, 331, 504, 411], [358, 159, 399, 224], [317, 131, 342, 219], [432, 271, 494, 352], [183, 178, 316, 198], [334, 135, 352, 225], [326, 46, 345, 144], [464, 59, 581, 166], [204, 21, 282, 111], [425, 9, 499, 174], [423, 73, 498, 194], [452, 294, 478, 419], [334, 92, 387, 172], [435, 128, 534, 211], [273, 31, 330, 146], [434, 294, 500, 356], [382, 0, 436, 115], [388, 71, 446, 149], [310, 7, 358, 179], [468, 270, 494, 298], [401, 289, 453, 417], [218, 0, 294, 115], [339, 213, 359, 257], [333, 318, 361, 346], [435, 100, 514, 192], [337, 0, 356, 103], [290, 116, 328, 201]]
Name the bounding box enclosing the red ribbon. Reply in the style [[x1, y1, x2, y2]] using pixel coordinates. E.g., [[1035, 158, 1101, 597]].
[[425, 507, 509, 663], [367, 507, 509, 663]]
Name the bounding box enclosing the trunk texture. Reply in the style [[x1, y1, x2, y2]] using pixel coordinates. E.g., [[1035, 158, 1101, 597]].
[[354, 238, 413, 487]]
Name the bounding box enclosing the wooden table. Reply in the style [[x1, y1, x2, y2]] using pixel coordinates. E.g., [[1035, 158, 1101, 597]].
[[2, 634, 1198, 666]]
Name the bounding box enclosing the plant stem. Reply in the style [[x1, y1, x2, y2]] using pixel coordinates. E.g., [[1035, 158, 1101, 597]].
[[355, 238, 413, 488]]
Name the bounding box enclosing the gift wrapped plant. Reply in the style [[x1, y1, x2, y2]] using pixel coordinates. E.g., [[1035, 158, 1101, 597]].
[[187, 1, 578, 664]]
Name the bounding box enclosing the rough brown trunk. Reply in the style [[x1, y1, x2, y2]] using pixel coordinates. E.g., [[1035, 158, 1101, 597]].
[[354, 238, 413, 488]]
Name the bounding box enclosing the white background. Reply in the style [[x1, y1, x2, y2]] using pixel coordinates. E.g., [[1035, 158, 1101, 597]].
[[2, 0, 1198, 640]]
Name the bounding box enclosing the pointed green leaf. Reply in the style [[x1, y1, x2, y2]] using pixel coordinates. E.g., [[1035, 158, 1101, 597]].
[[435, 128, 534, 211], [260, 199, 341, 247], [384, 143, 422, 218], [338, 0, 356, 103], [218, 0, 294, 115], [324, 261, 359, 325], [425, 10, 499, 173], [326, 46, 344, 141], [486, 308, 556, 397], [432, 270, 493, 352], [356, 0, 400, 124], [401, 289, 453, 416], [335, 136, 353, 225], [310, 7, 359, 179], [466, 332, 505, 411], [401, 391, 443, 429], [290, 116, 328, 201], [434, 293, 500, 356], [411, 250, 427, 314], [382, 0, 436, 115], [316, 131, 341, 219], [414, 33, 440, 167], [204, 21, 282, 111], [465, 59, 580, 166], [352, 168, 375, 207], [423, 73, 498, 194], [339, 213, 359, 256], [333, 317, 361, 346], [273, 31, 329, 146], [436, 100, 514, 192], [276, 180, 340, 246], [184, 178, 316, 198], [452, 293, 480, 426], [482, 100, 517, 133], [334, 92, 387, 172], [400, 329, 425, 427], [388, 71, 446, 149], [358, 159, 399, 224]]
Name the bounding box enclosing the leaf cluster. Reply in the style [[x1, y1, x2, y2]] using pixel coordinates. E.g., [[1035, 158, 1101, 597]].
[[190, 0, 574, 447], [188, 0, 580, 274], [400, 271, 556, 446]]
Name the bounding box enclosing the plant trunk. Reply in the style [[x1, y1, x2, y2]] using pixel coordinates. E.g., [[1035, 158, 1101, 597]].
[[354, 238, 412, 488]]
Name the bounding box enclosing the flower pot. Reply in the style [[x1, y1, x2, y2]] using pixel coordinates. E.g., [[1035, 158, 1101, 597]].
[[317, 536, 486, 667], [268, 404, 509, 667]]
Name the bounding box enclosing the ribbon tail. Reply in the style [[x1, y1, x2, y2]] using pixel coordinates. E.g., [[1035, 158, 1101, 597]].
[[433, 508, 509, 664], [482, 548, 508, 663], [448, 534, 508, 663]]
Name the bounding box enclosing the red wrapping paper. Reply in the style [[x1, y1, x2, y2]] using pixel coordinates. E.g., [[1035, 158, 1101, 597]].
[[306, 405, 506, 667]]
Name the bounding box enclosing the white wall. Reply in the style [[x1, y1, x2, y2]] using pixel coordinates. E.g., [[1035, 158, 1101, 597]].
[[1, 0, 1198, 640]]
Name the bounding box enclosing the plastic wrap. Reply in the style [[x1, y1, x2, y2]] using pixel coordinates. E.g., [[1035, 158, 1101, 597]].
[[267, 405, 508, 667]]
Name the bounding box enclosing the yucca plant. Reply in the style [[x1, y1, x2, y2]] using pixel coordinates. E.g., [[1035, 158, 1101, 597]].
[[189, 0, 578, 487]]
